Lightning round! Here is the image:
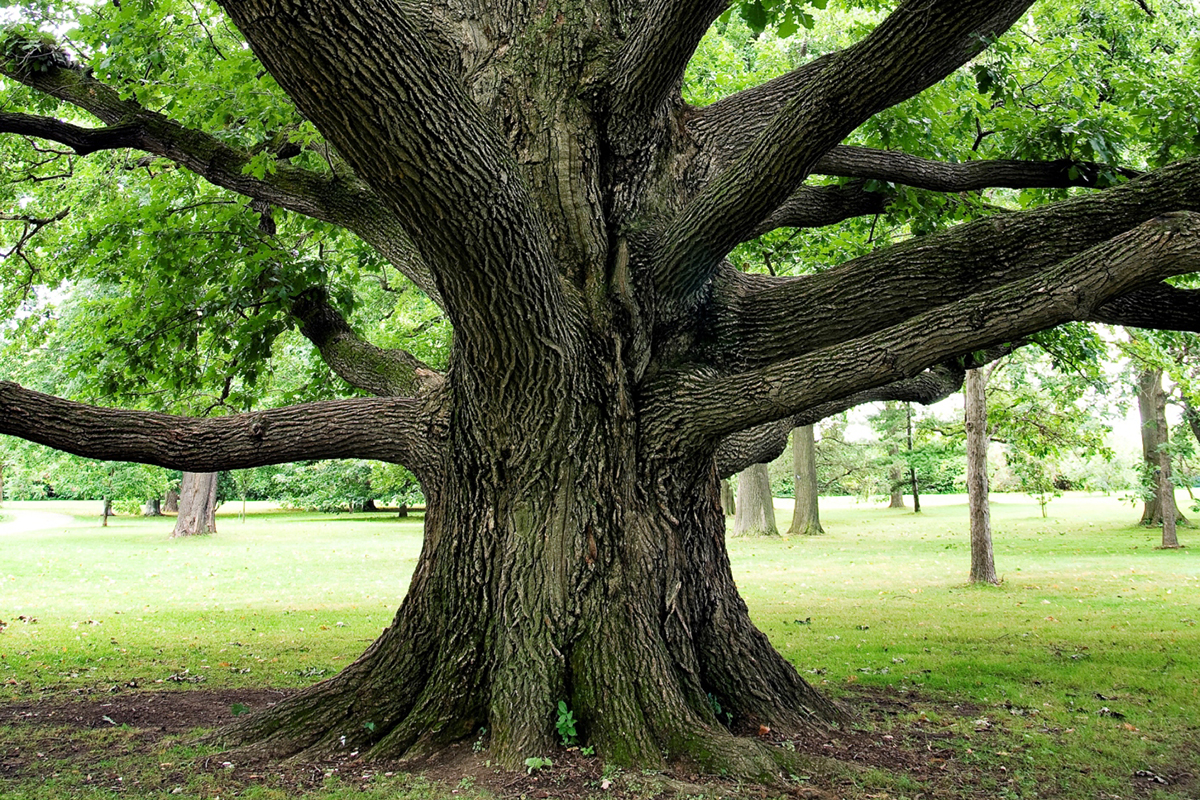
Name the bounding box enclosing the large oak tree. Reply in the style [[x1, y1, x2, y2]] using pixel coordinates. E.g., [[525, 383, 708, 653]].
[[3, 0, 1200, 778]]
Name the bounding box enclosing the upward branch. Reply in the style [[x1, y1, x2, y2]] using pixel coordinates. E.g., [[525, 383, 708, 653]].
[[654, 0, 1034, 305], [219, 0, 584, 376]]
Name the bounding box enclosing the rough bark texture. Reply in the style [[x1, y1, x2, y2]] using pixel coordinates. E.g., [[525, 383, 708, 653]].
[[965, 369, 998, 585], [5, 0, 1200, 779], [788, 426, 823, 536], [733, 463, 779, 537], [171, 472, 218, 538], [163, 489, 179, 514]]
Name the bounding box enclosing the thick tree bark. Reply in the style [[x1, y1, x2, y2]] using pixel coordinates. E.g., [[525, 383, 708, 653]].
[[172, 472, 218, 537], [732, 463, 779, 537], [965, 369, 998, 585], [7, 0, 1200, 780], [788, 426, 823, 536]]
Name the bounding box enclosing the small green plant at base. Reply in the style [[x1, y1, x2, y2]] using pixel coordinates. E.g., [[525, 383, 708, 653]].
[[362, 721, 376, 734], [230, 703, 250, 717], [555, 700, 577, 745], [472, 726, 487, 753], [580, 745, 595, 756], [524, 756, 553, 774]]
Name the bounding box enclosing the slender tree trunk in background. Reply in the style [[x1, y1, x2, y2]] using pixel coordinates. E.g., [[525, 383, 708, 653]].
[[965, 368, 998, 584], [906, 403, 921, 513], [100, 497, 112, 527], [1136, 369, 1186, 527], [719, 478, 736, 517], [142, 497, 162, 516], [172, 471, 218, 537], [732, 463, 778, 537], [788, 426, 823, 535], [1156, 382, 1181, 548], [163, 488, 180, 513], [887, 445, 905, 508]]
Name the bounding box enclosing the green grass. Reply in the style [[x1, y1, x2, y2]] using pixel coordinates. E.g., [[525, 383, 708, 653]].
[[0, 493, 1197, 799]]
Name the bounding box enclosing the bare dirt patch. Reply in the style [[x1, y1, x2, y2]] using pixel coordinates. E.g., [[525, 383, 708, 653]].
[[0, 683, 1177, 799]]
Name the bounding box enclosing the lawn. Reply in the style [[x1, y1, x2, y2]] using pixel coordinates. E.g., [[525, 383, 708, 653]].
[[0, 493, 1196, 799]]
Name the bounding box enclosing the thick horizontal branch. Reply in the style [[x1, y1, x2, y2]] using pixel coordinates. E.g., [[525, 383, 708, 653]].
[[0, 59, 441, 303], [655, 0, 1035, 306], [291, 288, 444, 397], [649, 212, 1200, 447], [708, 157, 1200, 371], [813, 146, 1140, 192], [0, 382, 446, 482], [1089, 284, 1200, 333]]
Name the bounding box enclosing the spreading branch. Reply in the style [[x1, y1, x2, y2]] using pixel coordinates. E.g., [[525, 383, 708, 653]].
[[654, 0, 1035, 305], [290, 287, 444, 397], [0, 381, 446, 481], [1089, 284, 1200, 333], [0, 61, 441, 303], [813, 146, 1141, 192], [708, 157, 1200, 371], [648, 212, 1200, 448]]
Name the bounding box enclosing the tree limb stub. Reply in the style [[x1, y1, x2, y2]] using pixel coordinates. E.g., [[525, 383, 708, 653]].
[[652, 212, 1200, 446], [291, 288, 444, 397], [0, 382, 445, 481]]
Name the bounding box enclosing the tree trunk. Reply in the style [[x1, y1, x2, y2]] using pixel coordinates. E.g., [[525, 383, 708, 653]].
[[142, 497, 162, 516], [788, 426, 823, 535], [719, 478, 736, 517], [732, 463, 779, 537], [1156, 379, 1181, 548], [1137, 369, 1186, 527], [965, 369, 998, 584], [906, 403, 921, 513], [172, 471, 218, 537], [887, 444, 906, 508], [218, 399, 840, 775], [163, 488, 180, 513], [100, 497, 112, 527]]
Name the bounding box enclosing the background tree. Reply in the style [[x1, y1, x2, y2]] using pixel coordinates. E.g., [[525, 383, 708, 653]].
[[788, 425, 824, 535], [4, 0, 1200, 776], [732, 462, 779, 537], [965, 367, 998, 584]]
